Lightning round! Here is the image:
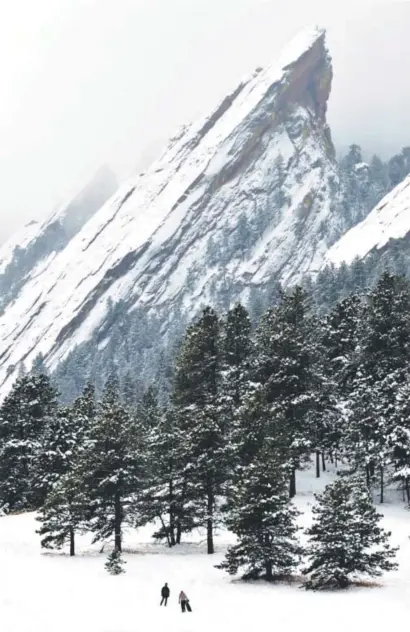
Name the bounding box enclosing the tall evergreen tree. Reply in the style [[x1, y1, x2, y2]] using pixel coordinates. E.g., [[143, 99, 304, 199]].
[[221, 304, 253, 478], [138, 405, 193, 546], [32, 405, 77, 503], [172, 307, 227, 554], [345, 274, 410, 491], [315, 294, 363, 469], [387, 377, 410, 503], [254, 287, 316, 497], [35, 383, 97, 554], [77, 376, 147, 551], [0, 374, 58, 511]]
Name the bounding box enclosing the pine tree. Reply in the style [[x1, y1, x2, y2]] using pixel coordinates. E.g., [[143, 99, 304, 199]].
[[31, 352, 48, 376], [172, 307, 227, 554], [221, 304, 253, 477], [136, 386, 160, 431], [105, 548, 126, 575], [36, 472, 87, 556], [138, 405, 193, 546], [304, 477, 398, 590], [254, 287, 316, 497], [218, 442, 302, 580], [388, 377, 410, 503], [35, 383, 96, 554], [315, 294, 362, 469], [222, 304, 252, 410], [0, 374, 58, 511], [121, 372, 137, 408], [77, 375, 147, 551], [345, 274, 410, 492], [32, 405, 78, 503]]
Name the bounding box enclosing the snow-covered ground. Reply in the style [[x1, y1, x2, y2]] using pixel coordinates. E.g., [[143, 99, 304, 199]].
[[1, 466, 410, 632]]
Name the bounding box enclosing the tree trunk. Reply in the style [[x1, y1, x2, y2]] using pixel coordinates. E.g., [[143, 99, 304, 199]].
[[406, 477, 410, 505], [176, 478, 187, 545], [289, 467, 296, 499], [366, 464, 370, 490], [207, 485, 214, 555], [380, 465, 384, 504], [69, 526, 75, 557], [322, 452, 326, 472], [160, 516, 172, 548], [329, 451, 334, 464], [176, 522, 182, 545], [265, 559, 273, 582], [114, 490, 122, 552], [335, 451, 338, 468], [169, 478, 176, 547], [316, 451, 320, 478]]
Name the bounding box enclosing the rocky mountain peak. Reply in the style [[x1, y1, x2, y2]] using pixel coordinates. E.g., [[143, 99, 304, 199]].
[[0, 26, 347, 399]]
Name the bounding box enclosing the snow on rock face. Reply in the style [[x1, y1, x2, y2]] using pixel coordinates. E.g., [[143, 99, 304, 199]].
[[0, 166, 118, 312], [325, 175, 410, 267], [0, 26, 343, 397]]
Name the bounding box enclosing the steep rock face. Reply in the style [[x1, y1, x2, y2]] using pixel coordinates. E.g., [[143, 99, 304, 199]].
[[325, 174, 410, 267], [0, 166, 118, 311], [0, 26, 345, 396]]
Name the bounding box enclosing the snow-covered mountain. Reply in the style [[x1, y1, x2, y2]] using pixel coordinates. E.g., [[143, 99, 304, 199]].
[[325, 174, 410, 267], [0, 26, 348, 396], [0, 166, 118, 312]]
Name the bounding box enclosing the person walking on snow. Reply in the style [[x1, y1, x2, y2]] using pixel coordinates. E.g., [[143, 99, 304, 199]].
[[179, 590, 191, 612], [160, 583, 170, 606]]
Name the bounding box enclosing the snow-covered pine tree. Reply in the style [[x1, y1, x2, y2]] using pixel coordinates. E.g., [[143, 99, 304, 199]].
[[254, 287, 316, 497], [303, 477, 398, 590], [345, 273, 410, 492], [0, 374, 58, 511], [222, 304, 252, 410], [121, 371, 137, 408], [137, 405, 193, 546], [31, 352, 48, 376], [105, 548, 126, 575], [77, 375, 147, 551], [220, 304, 253, 479], [218, 441, 302, 581], [73, 381, 97, 423], [388, 377, 410, 503], [172, 306, 227, 554], [35, 383, 97, 554], [136, 386, 161, 431], [36, 472, 88, 556], [32, 405, 77, 504], [314, 295, 363, 471]]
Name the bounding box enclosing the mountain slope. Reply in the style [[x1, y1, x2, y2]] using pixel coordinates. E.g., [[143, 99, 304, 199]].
[[325, 174, 410, 267], [0, 26, 346, 397], [0, 166, 118, 312]]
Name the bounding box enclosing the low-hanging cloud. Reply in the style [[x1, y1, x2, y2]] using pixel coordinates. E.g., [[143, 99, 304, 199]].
[[0, 0, 408, 241]]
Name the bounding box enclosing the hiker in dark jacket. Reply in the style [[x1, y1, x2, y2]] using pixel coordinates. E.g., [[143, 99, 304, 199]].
[[160, 583, 170, 606]]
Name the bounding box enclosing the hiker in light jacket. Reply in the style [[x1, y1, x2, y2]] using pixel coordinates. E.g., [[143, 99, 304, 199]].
[[178, 590, 190, 612]]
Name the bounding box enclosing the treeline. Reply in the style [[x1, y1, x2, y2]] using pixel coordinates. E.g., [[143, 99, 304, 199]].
[[0, 272, 408, 587], [339, 143, 410, 226]]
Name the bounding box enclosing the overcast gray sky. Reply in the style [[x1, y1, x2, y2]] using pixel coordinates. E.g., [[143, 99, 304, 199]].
[[1, 0, 409, 240]]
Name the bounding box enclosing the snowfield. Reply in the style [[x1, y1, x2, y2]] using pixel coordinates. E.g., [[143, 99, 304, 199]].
[[1, 467, 410, 632]]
